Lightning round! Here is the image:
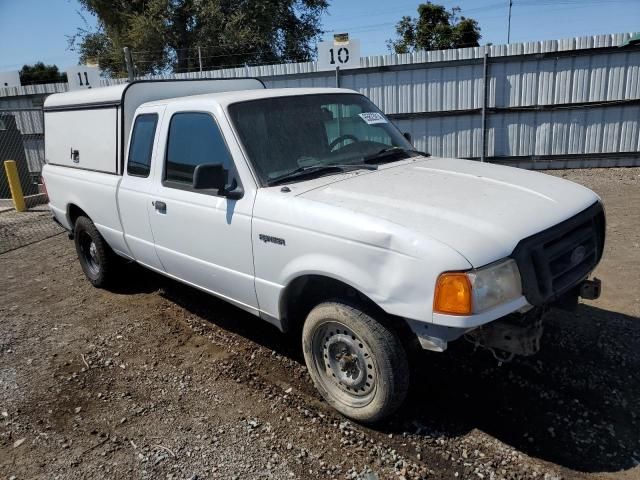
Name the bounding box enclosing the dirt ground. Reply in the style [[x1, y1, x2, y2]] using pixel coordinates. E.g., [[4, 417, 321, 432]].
[[1, 167, 639, 480]]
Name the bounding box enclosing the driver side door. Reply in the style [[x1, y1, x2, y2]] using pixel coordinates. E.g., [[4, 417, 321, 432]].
[[148, 109, 259, 313]]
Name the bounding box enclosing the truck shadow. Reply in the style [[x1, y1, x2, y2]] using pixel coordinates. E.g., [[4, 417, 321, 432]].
[[110, 267, 640, 473], [396, 304, 640, 473], [111, 263, 303, 356]]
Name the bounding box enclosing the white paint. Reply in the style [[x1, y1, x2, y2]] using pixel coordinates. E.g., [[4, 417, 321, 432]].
[[299, 157, 598, 268], [317, 39, 361, 71], [44, 107, 118, 172], [41, 164, 126, 254]]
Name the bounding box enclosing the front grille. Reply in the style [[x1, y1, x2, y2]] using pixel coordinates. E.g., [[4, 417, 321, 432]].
[[511, 202, 605, 306]]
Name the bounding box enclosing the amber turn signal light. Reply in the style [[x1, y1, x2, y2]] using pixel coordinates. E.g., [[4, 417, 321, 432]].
[[433, 272, 472, 315]]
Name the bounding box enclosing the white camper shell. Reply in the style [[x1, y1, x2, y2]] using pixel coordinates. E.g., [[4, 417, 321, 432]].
[[43, 78, 265, 174]]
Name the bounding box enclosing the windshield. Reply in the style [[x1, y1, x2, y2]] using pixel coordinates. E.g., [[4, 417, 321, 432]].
[[228, 93, 418, 185]]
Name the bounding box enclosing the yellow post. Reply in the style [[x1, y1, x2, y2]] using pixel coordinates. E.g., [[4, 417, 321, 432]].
[[4, 160, 26, 212]]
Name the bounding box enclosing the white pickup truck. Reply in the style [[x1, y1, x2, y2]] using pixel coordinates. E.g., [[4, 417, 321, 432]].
[[42, 79, 605, 422]]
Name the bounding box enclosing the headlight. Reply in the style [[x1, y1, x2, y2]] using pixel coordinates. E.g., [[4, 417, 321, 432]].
[[434, 259, 522, 315], [468, 259, 522, 313]]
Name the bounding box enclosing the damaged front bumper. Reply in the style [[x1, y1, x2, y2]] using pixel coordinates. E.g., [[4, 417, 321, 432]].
[[406, 277, 601, 357], [464, 307, 546, 361], [405, 306, 545, 357]]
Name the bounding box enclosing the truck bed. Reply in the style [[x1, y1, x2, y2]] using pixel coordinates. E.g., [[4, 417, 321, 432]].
[[43, 164, 129, 258]]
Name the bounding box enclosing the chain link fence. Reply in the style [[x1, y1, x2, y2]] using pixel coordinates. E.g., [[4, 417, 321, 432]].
[[0, 107, 63, 254]]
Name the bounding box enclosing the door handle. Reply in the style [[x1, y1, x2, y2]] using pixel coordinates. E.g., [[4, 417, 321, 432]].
[[152, 200, 167, 213]]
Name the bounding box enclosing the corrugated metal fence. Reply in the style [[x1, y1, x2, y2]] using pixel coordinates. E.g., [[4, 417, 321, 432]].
[[103, 32, 640, 168], [1, 32, 639, 171]]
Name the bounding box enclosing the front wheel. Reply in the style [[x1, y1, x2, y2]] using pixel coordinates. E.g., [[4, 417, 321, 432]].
[[302, 301, 410, 423]]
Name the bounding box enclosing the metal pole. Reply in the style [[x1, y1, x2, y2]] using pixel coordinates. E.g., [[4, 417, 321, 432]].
[[480, 51, 489, 163], [198, 47, 203, 75], [4, 160, 26, 212], [123, 47, 134, 82], [335, 66, 340, 88], [507, 0, 513, 44]]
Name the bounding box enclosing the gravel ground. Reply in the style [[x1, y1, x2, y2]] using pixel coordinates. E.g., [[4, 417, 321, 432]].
[[0, 206, 63, 254], [1, 167, 639, 480]]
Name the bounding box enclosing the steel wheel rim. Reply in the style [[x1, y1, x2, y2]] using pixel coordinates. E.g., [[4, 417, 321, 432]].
[[311, 320, 377, 408], [79, 231, 100, 276]]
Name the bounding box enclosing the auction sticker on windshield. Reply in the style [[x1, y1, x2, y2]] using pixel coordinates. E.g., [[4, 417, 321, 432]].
[[358, 112, 388, 125]]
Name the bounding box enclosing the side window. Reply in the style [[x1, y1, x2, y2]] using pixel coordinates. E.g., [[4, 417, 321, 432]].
[[165, 112, 233, 187], [127, 114, 158, 177]]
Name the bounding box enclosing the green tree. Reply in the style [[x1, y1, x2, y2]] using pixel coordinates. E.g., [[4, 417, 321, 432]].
[[387, 2, 481, 54], [19, 62, 67, 85], [69, 0, 328, 77]]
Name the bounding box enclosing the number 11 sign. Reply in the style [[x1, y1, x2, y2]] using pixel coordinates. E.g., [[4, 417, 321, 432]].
[[317, 38, 361, 72], [66, 66, 101, 91]]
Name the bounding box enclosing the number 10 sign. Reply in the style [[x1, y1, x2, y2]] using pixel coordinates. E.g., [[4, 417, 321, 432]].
[[317, 39, 361, 71]]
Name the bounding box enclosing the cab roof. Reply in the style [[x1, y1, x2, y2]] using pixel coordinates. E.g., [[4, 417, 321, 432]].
[[139, 87, 360, 109]]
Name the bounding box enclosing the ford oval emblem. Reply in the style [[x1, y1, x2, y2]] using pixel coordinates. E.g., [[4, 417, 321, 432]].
[[570, 245, 586, 265]]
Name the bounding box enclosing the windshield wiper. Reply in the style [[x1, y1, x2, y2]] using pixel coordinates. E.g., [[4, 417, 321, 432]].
[[268, 163, 377, 186], [363, 147, 429, 164]]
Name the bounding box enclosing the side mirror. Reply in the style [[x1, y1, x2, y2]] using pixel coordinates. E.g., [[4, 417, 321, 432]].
[[403, 132, 412, 144], [193, 163, 226, 192], [192, 163, 244, 199]]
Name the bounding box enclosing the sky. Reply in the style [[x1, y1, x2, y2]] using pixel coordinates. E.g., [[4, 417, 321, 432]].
[[0, 0, 639, 72]]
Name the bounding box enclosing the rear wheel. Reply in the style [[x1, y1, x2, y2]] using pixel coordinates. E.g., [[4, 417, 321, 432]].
[[302, 301, 410, 423], [73, 216, 117, 288]]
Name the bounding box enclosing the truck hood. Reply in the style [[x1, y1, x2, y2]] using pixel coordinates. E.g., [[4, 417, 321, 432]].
[[298, 157, 600, 267]]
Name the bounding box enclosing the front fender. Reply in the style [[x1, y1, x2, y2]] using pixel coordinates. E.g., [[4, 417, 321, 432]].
[[252, 189, 471, 324], [255, 242, 467, 323]]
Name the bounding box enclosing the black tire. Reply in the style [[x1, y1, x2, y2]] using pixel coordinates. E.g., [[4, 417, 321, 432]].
[[302, 300, 410, 423], [73, 216, 117, 288]]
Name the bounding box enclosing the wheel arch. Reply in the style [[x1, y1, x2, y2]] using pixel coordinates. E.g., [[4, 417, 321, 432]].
[[279, 274, 381, 333], [278, 274, 417, 349], [67, 203, 90, 230]]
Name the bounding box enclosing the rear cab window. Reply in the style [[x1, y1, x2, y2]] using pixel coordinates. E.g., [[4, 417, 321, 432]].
[[127, 114, 158, 177]]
